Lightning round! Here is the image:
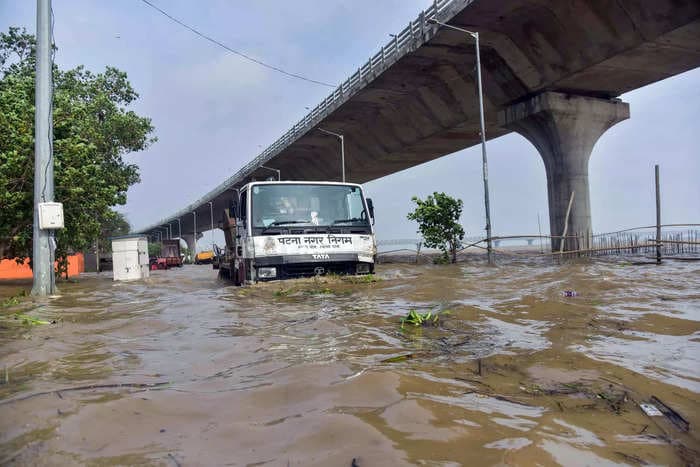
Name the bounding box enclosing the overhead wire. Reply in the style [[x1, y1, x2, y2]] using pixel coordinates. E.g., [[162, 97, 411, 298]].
[[139, 0, 335, 88]]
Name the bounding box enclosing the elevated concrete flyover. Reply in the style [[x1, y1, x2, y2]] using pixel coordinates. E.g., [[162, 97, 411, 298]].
[[137, 0, 700, 252]]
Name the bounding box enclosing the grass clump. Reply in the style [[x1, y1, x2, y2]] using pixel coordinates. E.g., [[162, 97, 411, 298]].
[[343, 273, 380, 284], [401, 309, 441, 329], [1, 291, 28, 308]]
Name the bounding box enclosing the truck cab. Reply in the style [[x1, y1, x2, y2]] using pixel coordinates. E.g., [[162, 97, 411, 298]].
[[219, 181, 376, 285]]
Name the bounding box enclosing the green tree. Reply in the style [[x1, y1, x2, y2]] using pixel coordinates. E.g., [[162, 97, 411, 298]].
[[98, 211, 131, 254], [148, 242, 161, 257], [407, 192, 465, 264], [0, 27, 155, 272]]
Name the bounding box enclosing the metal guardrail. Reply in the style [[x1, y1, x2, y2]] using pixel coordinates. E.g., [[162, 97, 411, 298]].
[[377, 239, 421, 246], [137, 0, 458, 234]]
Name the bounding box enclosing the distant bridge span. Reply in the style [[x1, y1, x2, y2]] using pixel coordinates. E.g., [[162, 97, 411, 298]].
[[136, 0, 700, 251]]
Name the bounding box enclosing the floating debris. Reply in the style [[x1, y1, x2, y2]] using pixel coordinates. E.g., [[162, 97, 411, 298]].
[[381, 354, 414, 364], [639, 402, 663, 417], [650, 395, 690, 432], [12, 314, 51, 326]]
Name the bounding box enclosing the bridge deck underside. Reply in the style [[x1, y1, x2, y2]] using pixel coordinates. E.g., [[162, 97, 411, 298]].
[[142, 0, 700, 237]]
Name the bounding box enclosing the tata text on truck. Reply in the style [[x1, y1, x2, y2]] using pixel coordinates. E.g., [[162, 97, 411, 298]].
[[218, 181, 376, 285]]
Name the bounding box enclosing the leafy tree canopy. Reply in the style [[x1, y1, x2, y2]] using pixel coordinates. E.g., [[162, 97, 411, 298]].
[[98, 211, 131, 254], [0, 27, 155, 268], [148, 242, 161, 258], [407, 192, 465, 264]]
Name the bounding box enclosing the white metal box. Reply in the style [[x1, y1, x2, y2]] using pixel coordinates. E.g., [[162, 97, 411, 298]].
[[112, 236, 150, 281], [38, 202, 64, 229]]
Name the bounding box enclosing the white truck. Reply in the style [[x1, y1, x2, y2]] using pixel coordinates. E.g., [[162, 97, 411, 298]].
[[218, 181, 377, 285]]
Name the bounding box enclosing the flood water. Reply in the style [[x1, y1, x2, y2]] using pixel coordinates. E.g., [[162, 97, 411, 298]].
[[1, 257, 699, 466]]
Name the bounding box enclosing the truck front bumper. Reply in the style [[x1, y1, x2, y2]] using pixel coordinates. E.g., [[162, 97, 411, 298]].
[[254, 254, 374, 280]]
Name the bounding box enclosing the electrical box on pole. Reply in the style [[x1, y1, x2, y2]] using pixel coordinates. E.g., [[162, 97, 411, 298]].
[[38, 202, 64, 229]]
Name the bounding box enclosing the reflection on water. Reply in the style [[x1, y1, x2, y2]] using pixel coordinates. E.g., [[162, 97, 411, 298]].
[[1, 257, 699, 465]]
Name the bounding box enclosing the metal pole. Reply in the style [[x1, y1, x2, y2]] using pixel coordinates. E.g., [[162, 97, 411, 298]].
[[427, 19, 494, 264], [176, 218, 181, 239], [655, 165, 661, 264], [260, 166, 281, 180], [318, 128, 345, 182], [537, 212, 544, 254], [209, 201, 214, 250], [31, 0, 55, 296], [192, 211, 197, 254], [473, 32, 494, 265], [340, 135, 345, 182]]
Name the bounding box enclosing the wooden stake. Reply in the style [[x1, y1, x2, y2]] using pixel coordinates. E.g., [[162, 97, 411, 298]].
[[655, 165, 662, 264], [560, 191, 575, 256]]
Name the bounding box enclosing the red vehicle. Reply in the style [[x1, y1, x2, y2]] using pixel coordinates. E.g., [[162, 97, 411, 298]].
[[159, 239, 182, 268], [150, 257, 169, 270]]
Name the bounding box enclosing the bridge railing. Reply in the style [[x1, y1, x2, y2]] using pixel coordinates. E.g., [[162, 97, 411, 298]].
[[138, 0, 458, 233]]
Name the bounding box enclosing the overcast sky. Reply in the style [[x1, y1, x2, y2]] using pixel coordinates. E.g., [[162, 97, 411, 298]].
[[2, 0, 698, 246]]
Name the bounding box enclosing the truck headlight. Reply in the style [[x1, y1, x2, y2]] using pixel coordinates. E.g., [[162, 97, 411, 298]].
[[257, 267, 277, 279], [356, 263, 370, 274]]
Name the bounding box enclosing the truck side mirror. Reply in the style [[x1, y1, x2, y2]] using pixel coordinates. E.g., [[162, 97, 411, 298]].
[[366, 198, 375, 223]]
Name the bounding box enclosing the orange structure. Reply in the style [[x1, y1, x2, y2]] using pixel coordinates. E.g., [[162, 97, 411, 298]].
[[0, 253, 85, 280]]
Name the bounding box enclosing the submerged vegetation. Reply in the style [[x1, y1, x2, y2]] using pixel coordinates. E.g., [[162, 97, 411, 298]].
[[400, 309, 450, 329], [400, 309, 439, 328], [270, 273, 379, 298], [1, 290, 27, 308]]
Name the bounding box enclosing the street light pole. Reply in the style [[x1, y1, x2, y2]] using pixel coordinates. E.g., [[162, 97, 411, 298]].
[[31, 0, 55, 296], [208, 201, 214, 250], [260, 166, 281, 180], [428, 18, 494, 264], [192, 211, 197, 254], [318, 128, 345, 182]]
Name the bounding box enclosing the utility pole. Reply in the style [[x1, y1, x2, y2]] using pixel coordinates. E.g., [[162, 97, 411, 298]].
[[31, 0, 55, 296]]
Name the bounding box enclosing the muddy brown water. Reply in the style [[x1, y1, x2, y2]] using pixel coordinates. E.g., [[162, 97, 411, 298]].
[[1, 257, 699, 466]]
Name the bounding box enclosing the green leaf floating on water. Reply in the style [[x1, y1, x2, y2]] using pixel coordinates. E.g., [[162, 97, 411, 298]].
[[13, 314, 51, 326]]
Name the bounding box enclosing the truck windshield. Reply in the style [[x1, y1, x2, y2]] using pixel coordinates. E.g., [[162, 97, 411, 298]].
[[251, 184, 370, 231]]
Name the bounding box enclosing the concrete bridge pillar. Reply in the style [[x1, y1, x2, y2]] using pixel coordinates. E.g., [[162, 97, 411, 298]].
[[500, 92, 629, 251], [181, 234, 196, 259]]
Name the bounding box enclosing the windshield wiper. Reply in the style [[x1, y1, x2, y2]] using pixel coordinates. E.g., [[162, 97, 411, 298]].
[[261, 220, 309, 233], [331, 217, 364, 225]]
